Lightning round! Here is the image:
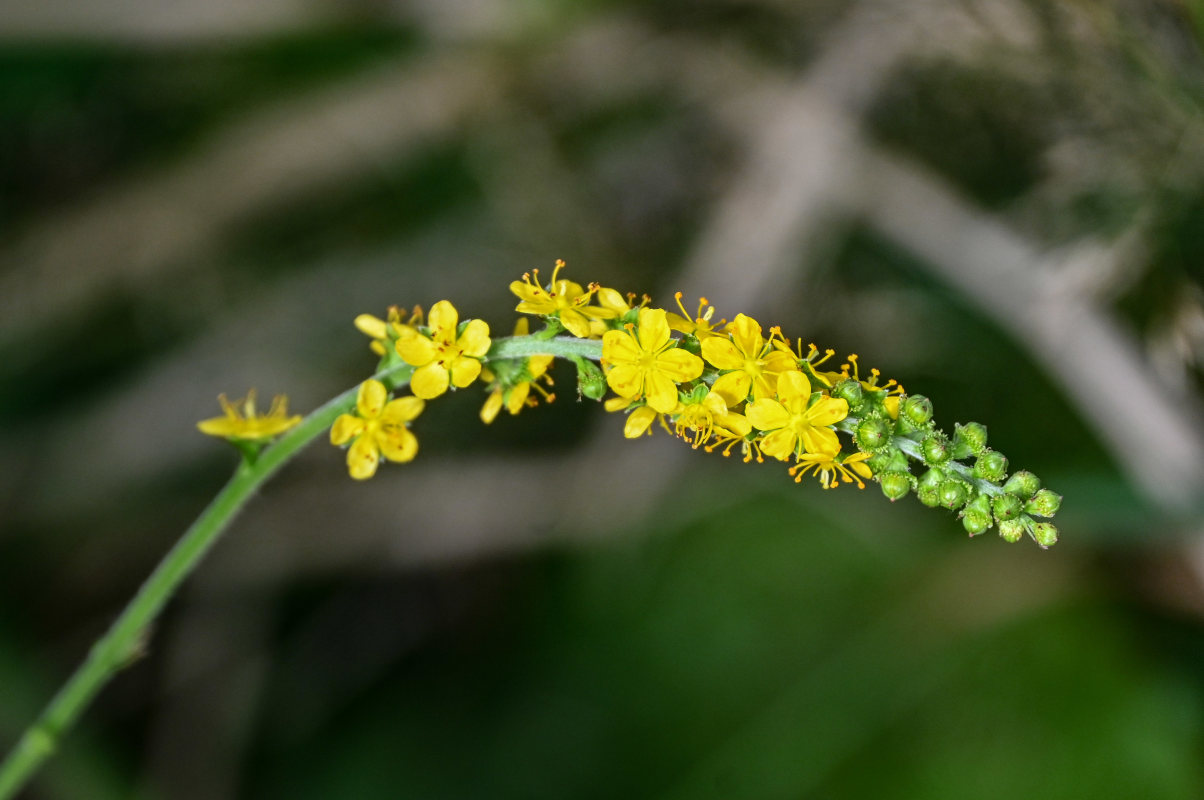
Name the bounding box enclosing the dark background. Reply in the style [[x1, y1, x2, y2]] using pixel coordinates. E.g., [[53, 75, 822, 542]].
[[3, 1, 1204, 797]]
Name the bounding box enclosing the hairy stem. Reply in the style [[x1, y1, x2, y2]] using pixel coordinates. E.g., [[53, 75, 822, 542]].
[[0, 334, 601, 799]]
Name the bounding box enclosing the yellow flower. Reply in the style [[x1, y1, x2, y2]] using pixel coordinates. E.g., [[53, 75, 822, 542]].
[[479, 319, 555, 424], [666, 292, 725, 339], [197, 390, 301, 441], [788, 451, 873, 489], [601, 307, 704, 414], [701, 313, 798, 405], [747, 370, 848, 460], [673, 390, 751, 449], [355, 305, 422, 356], [395, 300, 491, 400], [510, 260, 618, 338], [330, 379, 424, 480]]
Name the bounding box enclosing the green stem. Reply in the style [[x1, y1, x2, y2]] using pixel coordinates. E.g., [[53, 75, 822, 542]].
[[0, 334, 601, 799]]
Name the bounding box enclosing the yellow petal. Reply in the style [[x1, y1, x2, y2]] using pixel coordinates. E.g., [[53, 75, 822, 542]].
[[377, 428, 418, 463], [197, 417, 239, 437], [411, 363, 450, 400], [604, 395, 633, 412], [458, 319, 491, 357], [747, 398, 790, 431], [712, 371, 752, 407], [636, 308, 671, 353], [428, 300, 459, 337], [701, 337, 743, 370], [602, 329, 642, 365], [775, 370, 811, 403], [596, 287, 630, 314], [728, 314, 764, 358], [347, 435, 380, 480], [759, 429, 798, 460], [800, 425, 840, 456], [643, 371, 679, 414], [510, 281, 546, 304], [357, 379, 388, 419], [666, 312, 692, 335], [330, 414, 366, 445], [803, 396, 849, 428], [883, 396, 900, 420], [654, 348, 703, 383], [380, 396, 425, 425], [512, 317, 530, 336], [354, 314, 388, 339], [559, 308, 594, 338], [516, 299, 555, 315], [624, 407, 657, 438], [450, 356, 482, 388], [506, 382, 530, 414], [717, 411, 752, 438], [396, 333, 435, 367], [480, 389, 503, 424], [528, 354, 554, 378], [605, 363, 643, 398]]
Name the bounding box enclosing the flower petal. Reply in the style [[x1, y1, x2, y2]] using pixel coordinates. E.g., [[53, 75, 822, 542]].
[[395, 333, 436, 367], [712, 371, 752, 407], [411, 363, 450, 400], [380, 396, 425, 425], [605, 363, 643, 398], [636, 308, 671, 353], [775, 370, 811, 403], [747, 398, 791, 431], [602, 329, 642, 365], [347, 435, 381, 480], [428, 300, 459, 338], [643, 370, 679, 414], [654, 348, 703, 382], [728, 314, 763, 358], [357, 379, 388, 419], [800, 425, 840, 456], [559, 308, 594, 338], [701, 337, 744, 370], [803, 396, 849, 428], [481, 389, 504, 424], [330, 414, 366, 445], [624, 407, 657, 438], [759, 429, 798, 461], [506, 382, 530, 414], [510, 281, 547, 304], [457, 319, 492, 357], [450, 356, 483, 388], [377, 428, 418, 463]]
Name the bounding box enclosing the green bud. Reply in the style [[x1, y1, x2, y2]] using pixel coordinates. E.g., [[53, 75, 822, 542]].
[[573, 358, 607, 401], [855, 418, 891, 450], [894, 414, 924, 436], [832, 379, 864, 408], [885, 449, 910, 473], [879, 471, 912, 501], [1025, 488, 1062, 518], [866, 450, 894, 473], [939, 479, 968, 510], [902, 395, 933, 426], [963, 509, 992, 536], [917, 484, 942, 508], [918, 468, 945, 491], [966, 494, 991, 517], [998, 519, 1025, 543], [992, 493, 1023, 522], [972, 449, 1008, 482], [920, 433, 950, 464], [1002, 470, 1040, 499], [1030, 522, 1058, 548], [953, 422, 988, 456]]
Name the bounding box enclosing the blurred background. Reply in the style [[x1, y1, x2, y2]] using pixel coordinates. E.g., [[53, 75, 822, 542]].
[[3, 0, 1204, 797]]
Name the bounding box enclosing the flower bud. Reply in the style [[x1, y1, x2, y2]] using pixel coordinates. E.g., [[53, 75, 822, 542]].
[[921, 433, 950, 464], [953, 422, 988, 456], [992, 493, 1022, 522], [972, 450, 1008, 482], [1025, 488, 1062, 518], [879, 471, 911, 501], [574, 358, 607, 401], [963, 509, 992, 536], [998, 519, 1025, 543], [939, 479, 968, 510], [1002, 470, 1040, 499], [855, 418, 891, 450], [894, 415, 924, 436], [917, 484, 941, 508], [1030, 522, 1058, 548], [832, 379, 863, 408], [902, 395, 933, 426]]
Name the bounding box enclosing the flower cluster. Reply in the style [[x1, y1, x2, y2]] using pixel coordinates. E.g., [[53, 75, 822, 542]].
[[198, 259, 1061, 545]]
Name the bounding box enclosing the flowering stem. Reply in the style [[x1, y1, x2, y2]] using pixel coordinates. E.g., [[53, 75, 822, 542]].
[[0, 334, 602, 800]]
